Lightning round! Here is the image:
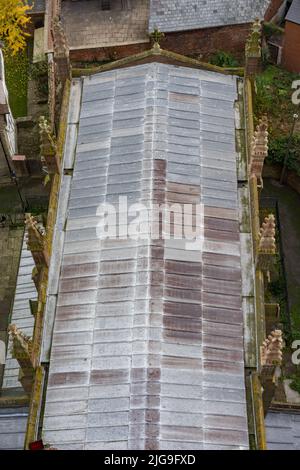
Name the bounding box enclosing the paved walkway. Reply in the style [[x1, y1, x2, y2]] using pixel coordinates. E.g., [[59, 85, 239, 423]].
[[262, 179, 300, 325], [62, 0, 150, 50]]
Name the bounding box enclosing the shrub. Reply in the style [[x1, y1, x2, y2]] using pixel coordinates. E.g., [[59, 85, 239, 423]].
[[29, 60, 49, 97], [289, 373, 300, 394], [263, 22, 284, 40], [210, 51, 239, 68]]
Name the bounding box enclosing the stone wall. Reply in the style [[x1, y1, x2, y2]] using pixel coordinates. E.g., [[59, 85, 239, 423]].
[[162, 23, 251, 61]]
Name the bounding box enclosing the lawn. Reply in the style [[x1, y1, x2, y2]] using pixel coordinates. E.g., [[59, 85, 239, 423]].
[[3, 48, 29, 118], [0, 185, 23, 214]]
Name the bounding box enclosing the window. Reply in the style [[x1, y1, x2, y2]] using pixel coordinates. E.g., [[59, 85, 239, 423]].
[[101, 0, 111, 10]]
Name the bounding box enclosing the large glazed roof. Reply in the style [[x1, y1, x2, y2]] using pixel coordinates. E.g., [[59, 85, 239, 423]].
[[41, 62, 249, 450], [149, 0, 271, 32]]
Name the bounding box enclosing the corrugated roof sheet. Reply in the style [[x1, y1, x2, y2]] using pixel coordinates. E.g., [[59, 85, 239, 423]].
[[42, 63, 249, 450], [286, 0, 300, 25], [149, 0, 271, 32], [265, 411, 300, 450]]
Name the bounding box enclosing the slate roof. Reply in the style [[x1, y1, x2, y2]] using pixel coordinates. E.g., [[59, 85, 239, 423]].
[[265, 411, 300, 450], [41, 63, 249, 450], [149, 0, 271, 32], [286, 0, 300, 25]]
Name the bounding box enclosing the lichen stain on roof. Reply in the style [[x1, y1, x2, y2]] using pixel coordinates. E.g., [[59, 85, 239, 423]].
[[41, 62, 249, 450], [149, 0, 271, 32]]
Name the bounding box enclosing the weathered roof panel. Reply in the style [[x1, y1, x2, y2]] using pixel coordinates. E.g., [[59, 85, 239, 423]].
[[42, 63, 249, 450], [149, 0, 271, 32]]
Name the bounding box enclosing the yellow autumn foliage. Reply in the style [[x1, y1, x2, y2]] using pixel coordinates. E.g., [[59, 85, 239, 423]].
[[0, 0, 32, 54]]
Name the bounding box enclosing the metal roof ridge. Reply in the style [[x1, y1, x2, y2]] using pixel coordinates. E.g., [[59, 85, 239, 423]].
[[72, 43, 244, 78]]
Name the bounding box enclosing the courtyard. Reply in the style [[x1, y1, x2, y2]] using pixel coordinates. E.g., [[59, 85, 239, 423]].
[[61, 0, 150, 50]]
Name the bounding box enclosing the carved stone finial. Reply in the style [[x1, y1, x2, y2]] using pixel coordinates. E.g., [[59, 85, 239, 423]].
[[246, 19, 262, 57], [8, 324, 34, 394], [39, 116, 56, 152], [8, 324, 32, 358], [39, 116, 60, 174], [25, 213, 46, 248], [149, 28, 165, 46], [250, 115, 269, 185], [260, 329, 283, 415], [258, 214, 276, 254], [261, 330, 283, 367], [257, 213, 276, 271], [25, 214, 49, 269], [245, 19, 262, 76]]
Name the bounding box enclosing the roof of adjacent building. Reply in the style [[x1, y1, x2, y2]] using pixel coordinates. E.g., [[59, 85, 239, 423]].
[[2, 236, 36, 390], [28, 0, 46, 14], [0, 407, 28, 450], [286, 0, 300, 25], [41, 62, 250, 450], [265, 411, 300, 450], [149, 0, 271, 32]]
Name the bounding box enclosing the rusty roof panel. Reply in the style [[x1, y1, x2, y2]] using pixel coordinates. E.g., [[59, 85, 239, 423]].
[[42, 63, 248, 450]]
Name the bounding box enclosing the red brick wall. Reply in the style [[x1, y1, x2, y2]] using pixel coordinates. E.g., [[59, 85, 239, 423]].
[[282, 21, 300, 73], [70, 23, 251, 64], [70, 43, 148, 63], [162, 23, 251, 61], [264, 0, 285, 21]]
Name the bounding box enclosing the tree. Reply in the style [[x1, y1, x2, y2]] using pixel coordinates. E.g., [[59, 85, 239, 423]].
[[0, 0, 32, 54]]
